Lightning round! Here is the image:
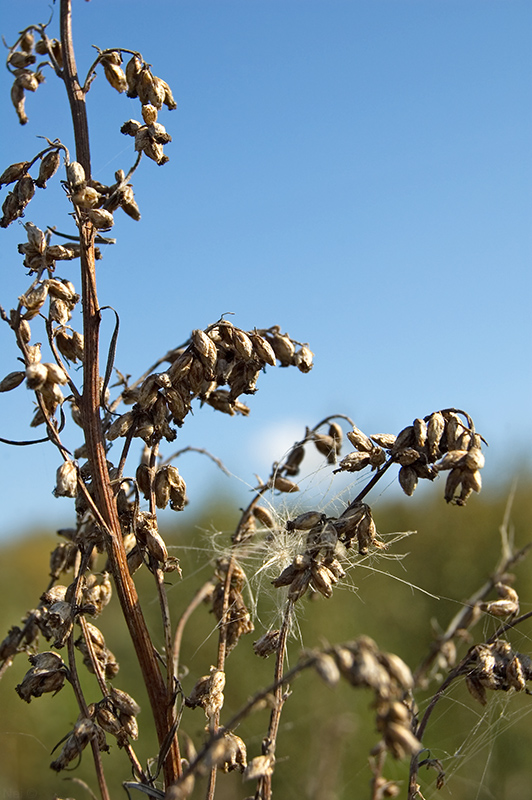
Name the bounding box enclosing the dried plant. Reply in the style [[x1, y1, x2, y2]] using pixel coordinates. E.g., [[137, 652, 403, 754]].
[[0, 4, 530, 800]]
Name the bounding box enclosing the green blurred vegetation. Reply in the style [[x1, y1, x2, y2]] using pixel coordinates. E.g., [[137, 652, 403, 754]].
[[1, 477, 531, 800]]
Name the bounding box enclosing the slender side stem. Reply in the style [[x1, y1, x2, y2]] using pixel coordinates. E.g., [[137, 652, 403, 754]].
[[257, 599, 294, 800], [59, 0, 180, 785]]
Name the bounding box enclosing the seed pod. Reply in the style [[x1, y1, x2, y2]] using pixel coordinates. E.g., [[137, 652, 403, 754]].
[[159, 77, 177, 110], [49, 297, 71, 324], [9, 51, 36, 69], [370, 433, 396, 449], [398, 465, 418, 496], [125, 54, 143, 97], [293, 345, 314, 373], [0, 370, 25, 392], [427, 411, 445, 459], [71, 185, 101, 209], [268, 332, 295, 366], [336, 451, 371, 472], [313, 652, 341, 687], [106, 410, 135, 441], [464, 447, 485, 471], [0, 161, 30, 187], [86, 208, 114, 230], [67, 161, 86, 189], [15, 174, 35, 206], [11, 81, 27, 124], [395, 447, 421, 466], [20, 31, 35, 53], [192, 329, 218, 373], [311, 563, 335, 598], [347, 425, 373, 453], [145, 526, 168, 563], [312, 432, 337, 462], [253, 630, 280, 657], [25, 362, 48, 390], [287, 511, 325, 531], [45, 363, 68, 385], [273, 474, 299, 493], [35, 150, 61, 189], [244, 755, 275, 782], [118, 184, 141, 220], [54, 460, 78, 498], [141, 103, 158, 125], [102, 60, 128, 93], [250, 332, 276, 366]]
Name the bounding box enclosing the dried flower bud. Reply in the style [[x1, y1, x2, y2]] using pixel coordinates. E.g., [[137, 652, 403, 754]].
[[118, 183, 141, 220], [313, 651, 341, 687], [336, 451, 371, 472], [141, 103, 158, 125], [427, 411, 445, 459]]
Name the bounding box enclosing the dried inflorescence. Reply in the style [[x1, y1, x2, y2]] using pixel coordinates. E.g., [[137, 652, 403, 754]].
[[335, 409, 485, 506], [465, 639, 532, 705]]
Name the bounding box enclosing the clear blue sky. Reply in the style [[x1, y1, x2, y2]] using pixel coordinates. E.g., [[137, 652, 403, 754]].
[[0, 1, 530, 538]]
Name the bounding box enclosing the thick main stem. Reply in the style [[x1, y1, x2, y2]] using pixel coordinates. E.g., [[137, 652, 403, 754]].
[[60, 0, 180, 786]]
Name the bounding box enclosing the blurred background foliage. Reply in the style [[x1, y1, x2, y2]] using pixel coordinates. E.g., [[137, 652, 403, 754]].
[[0, 476, 531, 800]]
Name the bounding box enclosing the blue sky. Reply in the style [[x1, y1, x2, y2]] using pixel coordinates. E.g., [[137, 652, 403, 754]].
[[0, 1, 530, 538]]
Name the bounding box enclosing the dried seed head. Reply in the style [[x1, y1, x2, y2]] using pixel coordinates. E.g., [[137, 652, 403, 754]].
[[313, 651, 341, 686], [118, 183, 141, 219], [293, 345, 314, 372], [370, 433, 396, 449], [192, 329, 218, 373], [287, 510, 325, 531], [336, 451, 371, 473]]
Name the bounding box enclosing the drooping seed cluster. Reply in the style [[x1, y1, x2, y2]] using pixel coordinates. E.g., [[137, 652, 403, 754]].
[[6, 27, 49, 125], [106, 322, 313, 448], [465, 639, 532, 706], [335, 410, 485, 505]]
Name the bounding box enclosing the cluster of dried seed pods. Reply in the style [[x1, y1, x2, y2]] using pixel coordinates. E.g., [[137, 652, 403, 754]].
[[105, 322, 311, 453], [336, 410, 485, 505], [309, 637, 420, 761], [465, 639, 532, 705], [209, 558, 254, 653], [6, 27, 49, 125], [0, 147, 63, 227]]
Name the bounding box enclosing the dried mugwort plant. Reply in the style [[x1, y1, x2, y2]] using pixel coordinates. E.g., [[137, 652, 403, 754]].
[[1, 4, 531, 800]]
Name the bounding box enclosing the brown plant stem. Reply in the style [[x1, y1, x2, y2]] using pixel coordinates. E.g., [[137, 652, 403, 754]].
[[59, 0, 180, 785], [257, 598, 294, 800]]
